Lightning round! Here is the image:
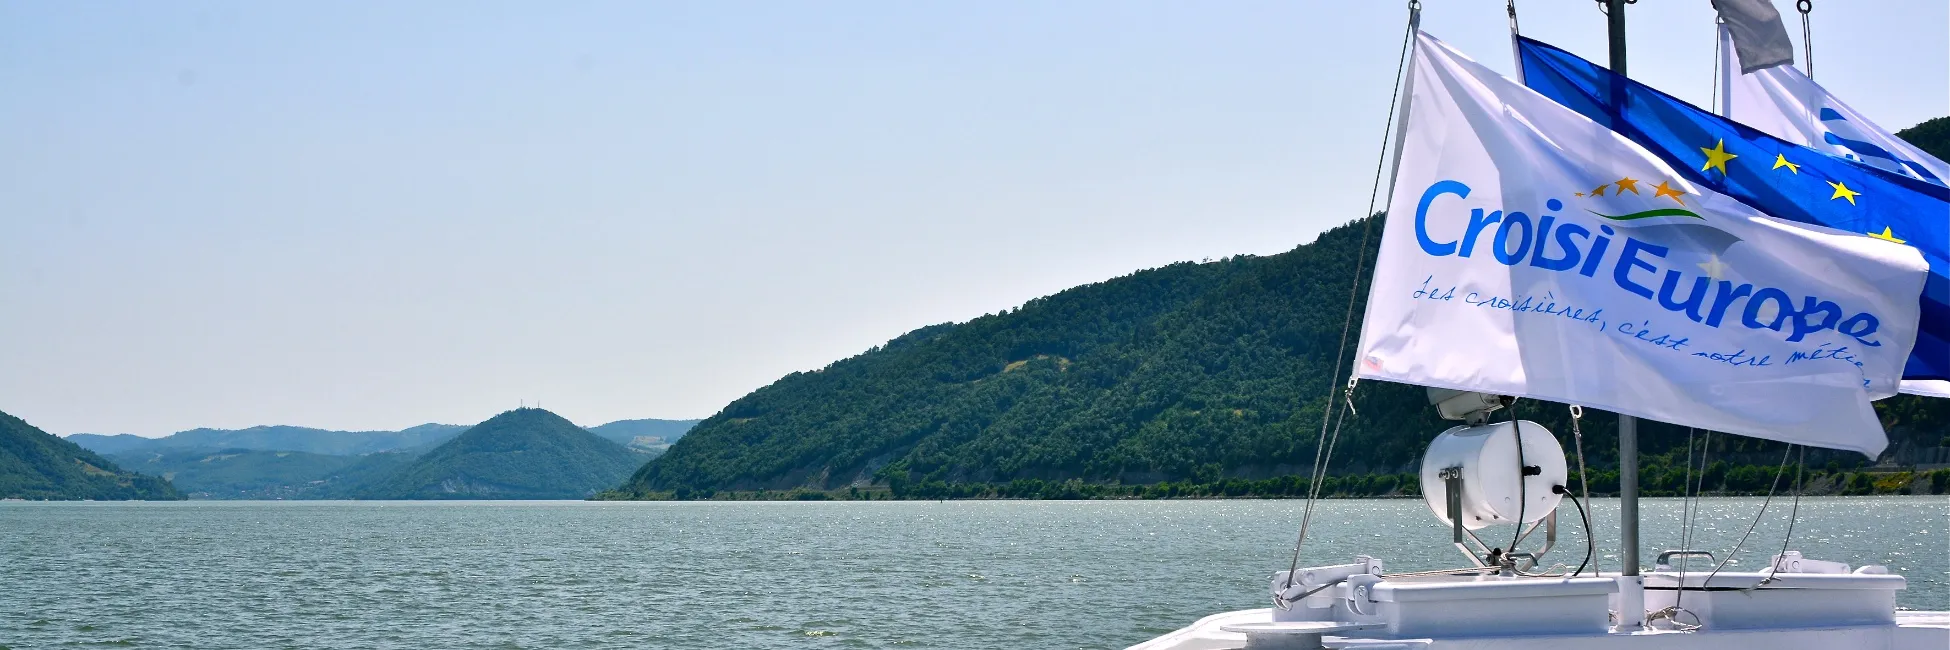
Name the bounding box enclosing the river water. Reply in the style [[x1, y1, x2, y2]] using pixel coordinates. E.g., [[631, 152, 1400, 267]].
[[2, 497, 1943, 649]]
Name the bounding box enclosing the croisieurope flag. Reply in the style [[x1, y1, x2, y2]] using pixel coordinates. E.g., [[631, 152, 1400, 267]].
[[1516, 36, 1950, 391], [1357, 32, 1925, 457]]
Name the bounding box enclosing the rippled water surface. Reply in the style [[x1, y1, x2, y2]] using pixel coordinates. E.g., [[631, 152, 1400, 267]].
[[2, 497, 1944, 649]]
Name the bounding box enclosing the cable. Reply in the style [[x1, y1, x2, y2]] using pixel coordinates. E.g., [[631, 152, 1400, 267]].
[[1677, 428, 1697, 586], [1677, 429, 1712, 611], [1554, 484, 1595, 577], [1798, 0, 1814, 79], [1565, 406, 1592, 575], [1507, 399, 1527, 554], [1279, 1, 1419, 599], [1766, 446, 1807, 578], [1709, 18, 1722, 115], [1700, 444, 1797, 589], [1567, 405, 1590, 571], [1677, 425, 1692, 558]]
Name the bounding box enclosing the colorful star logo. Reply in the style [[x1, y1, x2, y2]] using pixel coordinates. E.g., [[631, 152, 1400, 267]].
[[1651, 181, 1687, 205]]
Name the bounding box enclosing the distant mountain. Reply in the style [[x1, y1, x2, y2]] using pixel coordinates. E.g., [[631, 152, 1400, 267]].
[[67, 423, 469, 457], [586, 418, 700, 451], [60, 414, 689, 499], [1, 410, 181, 500], [60, 433, 168, 456], [108, 448, 415, 500], [358, 408, 647, 499]]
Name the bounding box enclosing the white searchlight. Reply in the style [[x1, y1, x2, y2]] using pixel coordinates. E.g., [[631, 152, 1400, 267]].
[[1418, 420, 1568, 530], [1416, 389, 1568, 569]]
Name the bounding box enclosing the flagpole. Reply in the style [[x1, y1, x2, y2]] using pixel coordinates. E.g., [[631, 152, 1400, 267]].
[[1604, 0, 1645, 633]]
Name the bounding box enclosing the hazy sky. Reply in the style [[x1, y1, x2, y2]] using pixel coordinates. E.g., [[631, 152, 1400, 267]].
[[3, 1, 1944, 436]]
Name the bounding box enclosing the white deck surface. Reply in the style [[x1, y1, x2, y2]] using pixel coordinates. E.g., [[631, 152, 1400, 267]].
[[1128, 608, 1950, 650]]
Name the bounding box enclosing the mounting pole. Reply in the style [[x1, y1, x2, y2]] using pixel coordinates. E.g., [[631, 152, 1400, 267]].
[[1605, 0, 1645, 632]]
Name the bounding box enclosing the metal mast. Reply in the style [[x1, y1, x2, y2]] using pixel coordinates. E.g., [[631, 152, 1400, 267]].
[[1604, 0, 1645, 633]]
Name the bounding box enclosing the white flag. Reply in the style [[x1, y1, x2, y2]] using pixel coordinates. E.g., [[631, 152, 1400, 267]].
[[1720, 27, 1949, 186], [1357, 32, 1928, 457], [1718, 26, 1950, 399]]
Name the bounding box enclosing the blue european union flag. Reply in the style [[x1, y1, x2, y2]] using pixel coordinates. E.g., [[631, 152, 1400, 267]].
[[1517, 36, 1950, 384]]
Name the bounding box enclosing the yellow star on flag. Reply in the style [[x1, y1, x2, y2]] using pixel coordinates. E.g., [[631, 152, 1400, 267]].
[[1615, 177, 1641, 194], [1828, 181, 1861, 205], [1700, 139, 1738, 175], [1651, 181, 1687, 205], [1589, 184, 1607, 197], [1771, 154, 1800, 174], [1574, 192, 1586, 197], [1868, 227, 1905, 244]]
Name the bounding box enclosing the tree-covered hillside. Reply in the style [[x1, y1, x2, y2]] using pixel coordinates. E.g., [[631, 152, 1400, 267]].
[[587, 418, 700, 454], [0, 410, 182, 500], [613, 120, 1950, 499], [1899, 116, 1948, 157], [621, 219, 1420, 494], [68, 423, 468, 457], [109, 448, 414, 500], [360, 408, 647, 499]]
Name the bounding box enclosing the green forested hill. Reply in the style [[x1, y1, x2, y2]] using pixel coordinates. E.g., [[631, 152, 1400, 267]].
[[587, 418, 700, 450], [360, 408, 646, 499], [68, 422, 469, 457], [73, 418, 686, 498], [1899, 117, 1948, 158], [622, 219, 1419, 495], [0, 410, 182, 500], [614, 120, 1950, 500], [109, 448, 414, 499]]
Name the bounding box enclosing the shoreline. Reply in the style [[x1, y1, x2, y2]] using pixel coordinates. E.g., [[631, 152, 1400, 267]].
[[595, 466, 1950, 502]]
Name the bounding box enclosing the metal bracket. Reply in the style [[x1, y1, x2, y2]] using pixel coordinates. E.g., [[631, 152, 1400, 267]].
[[1441, 467, 1464, 544], [1442, 465, 1560, 570], [1440, 467, 1491, 567]]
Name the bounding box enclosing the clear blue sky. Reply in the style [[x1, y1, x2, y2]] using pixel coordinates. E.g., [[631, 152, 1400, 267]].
[[3, 1, 1943, 436]]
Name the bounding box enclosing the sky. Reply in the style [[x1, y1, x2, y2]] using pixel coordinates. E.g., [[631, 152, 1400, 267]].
[[2, 1, 1944, 436]]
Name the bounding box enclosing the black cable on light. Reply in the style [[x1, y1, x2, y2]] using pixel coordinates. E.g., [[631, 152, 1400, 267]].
[[1507, 399, 1527, 555], [1555, 484, 1595, 577]]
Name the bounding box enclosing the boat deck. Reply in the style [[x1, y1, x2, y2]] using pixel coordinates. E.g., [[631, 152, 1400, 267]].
[[1128, 608, 1950, 650]]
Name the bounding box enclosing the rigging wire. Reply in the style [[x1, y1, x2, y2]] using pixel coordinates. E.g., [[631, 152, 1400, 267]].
[[1688, 432, 1712, 544], [1279, 0, 1419, 599], [1566, 405, 1594, 576], [1676, 429, 1712, 611], [1709, 19, 1722, 116], [1764, 445, 1808, 582], [1699, 443, 1798, 589], [1677, 429, 1697, 579], [1799, 0, 1815, 79], [1680, 428, 1696, 552]]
